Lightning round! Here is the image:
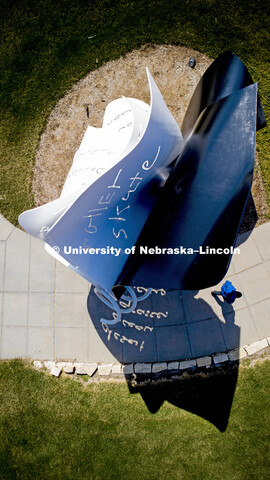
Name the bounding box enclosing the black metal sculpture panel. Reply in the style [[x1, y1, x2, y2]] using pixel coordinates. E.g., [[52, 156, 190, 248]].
[[119, 81, 261, 289], [19, 52, 266, 304], [181, 51, 266, 138]]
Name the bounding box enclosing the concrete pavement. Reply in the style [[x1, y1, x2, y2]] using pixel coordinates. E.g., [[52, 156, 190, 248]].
[[0, 213, 270, 364]]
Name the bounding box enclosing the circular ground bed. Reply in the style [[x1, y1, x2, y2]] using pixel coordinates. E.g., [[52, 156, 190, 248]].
[[33, 44, 268, 232]]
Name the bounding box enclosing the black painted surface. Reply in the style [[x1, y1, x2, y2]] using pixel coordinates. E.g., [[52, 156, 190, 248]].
[[181, 51, 266, 139], [118, 83, 258, 289]]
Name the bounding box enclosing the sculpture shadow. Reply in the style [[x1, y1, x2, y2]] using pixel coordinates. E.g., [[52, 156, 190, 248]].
[[87, 287, 240, 431], [127, 361, 239, 432]]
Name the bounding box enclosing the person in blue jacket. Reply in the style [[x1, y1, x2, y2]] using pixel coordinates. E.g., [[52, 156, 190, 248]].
[[212, 280, 242, 304]]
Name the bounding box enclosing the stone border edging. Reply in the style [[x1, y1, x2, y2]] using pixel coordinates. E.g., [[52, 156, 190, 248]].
[[31, 338, 270, 380]]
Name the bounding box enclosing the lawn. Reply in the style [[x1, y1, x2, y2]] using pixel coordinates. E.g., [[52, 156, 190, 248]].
[[0, 0, 269, 225], [0, 359, 269, 480]]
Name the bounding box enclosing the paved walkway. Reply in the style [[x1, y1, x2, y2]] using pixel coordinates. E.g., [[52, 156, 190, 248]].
[[0, 214, 270, 364]]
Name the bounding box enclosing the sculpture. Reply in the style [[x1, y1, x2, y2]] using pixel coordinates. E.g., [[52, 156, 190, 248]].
[[19, 52, 266, 321], [19, 69, 183, 290]]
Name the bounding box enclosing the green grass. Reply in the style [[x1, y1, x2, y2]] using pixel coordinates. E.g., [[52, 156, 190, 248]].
[[0, 0, 269, 224], [0, 359, 269, 480]]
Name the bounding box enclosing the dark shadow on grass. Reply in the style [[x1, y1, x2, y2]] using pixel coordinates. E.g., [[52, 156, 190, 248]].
[[127, 362, 239, 432], [126, 291, 240, 432], [87, 286, 240, 431]]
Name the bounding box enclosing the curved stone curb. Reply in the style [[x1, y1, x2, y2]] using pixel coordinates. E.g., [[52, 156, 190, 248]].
[[30, 337, 270, 380]]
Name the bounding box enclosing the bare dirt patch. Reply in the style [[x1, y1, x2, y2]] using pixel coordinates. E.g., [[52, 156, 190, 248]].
[[33, 44, 267, 230]]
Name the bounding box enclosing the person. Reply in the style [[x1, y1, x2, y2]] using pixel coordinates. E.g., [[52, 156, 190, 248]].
[[212, 280, 242, 304]]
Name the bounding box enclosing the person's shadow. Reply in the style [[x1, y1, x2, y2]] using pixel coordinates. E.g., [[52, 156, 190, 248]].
[[211, 291, 236, 320], [87, 286, 240, 432]]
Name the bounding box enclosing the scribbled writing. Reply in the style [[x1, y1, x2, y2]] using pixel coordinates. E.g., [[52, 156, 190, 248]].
[[102, 322, 145, 351], [119, 300, 168, 319], [134, 309, 168, 319], [82, 145, 161, 239], [111, 312, 154, 332], [122, 319, 153, 332], [135, 286, 166, 296]]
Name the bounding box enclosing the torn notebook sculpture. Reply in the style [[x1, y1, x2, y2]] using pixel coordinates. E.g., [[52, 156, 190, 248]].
[[19, 51, 266, 318]]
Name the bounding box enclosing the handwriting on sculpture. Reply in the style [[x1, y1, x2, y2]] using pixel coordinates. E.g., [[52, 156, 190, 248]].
[[82, 145, 161, 241], [104, 109, 132, 126]]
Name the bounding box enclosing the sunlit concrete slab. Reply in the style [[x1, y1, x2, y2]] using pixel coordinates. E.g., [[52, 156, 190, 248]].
[[2, 292, 28, 326], [55, 260, 90, 294], [28, 327, 54, 360], [29, 237, 55, 293], [0, 242, 5, 292], [5, 228, 30, 292], [0, 215, 15, 241], [28, 293, 54, 327], [54, 293, 89, 328], [1, 326, 28, 358], [232, 232, 263, 273], [55, 327, 88, 362], [253, 222, 270, 261], [236, 263, 270, 305], [249, 299, 270, 339]]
